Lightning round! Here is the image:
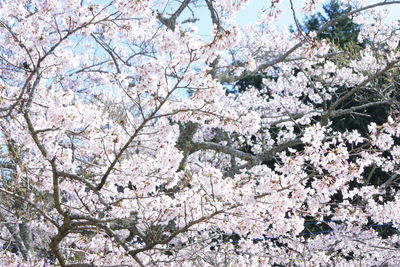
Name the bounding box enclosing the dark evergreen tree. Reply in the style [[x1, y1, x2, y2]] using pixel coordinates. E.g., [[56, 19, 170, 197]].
[[301, 1, 361, 49]]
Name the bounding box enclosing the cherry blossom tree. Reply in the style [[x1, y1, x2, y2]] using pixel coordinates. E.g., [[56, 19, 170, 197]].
[[1, 0, 400, 266]]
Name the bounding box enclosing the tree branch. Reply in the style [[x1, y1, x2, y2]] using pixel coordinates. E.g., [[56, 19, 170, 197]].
[[257, 1, 400, 70], [157, 0, 191, 31], [192, 141, 257, 162]]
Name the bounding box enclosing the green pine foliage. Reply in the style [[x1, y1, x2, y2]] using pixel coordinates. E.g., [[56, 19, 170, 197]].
[[301, 1, 361, 49]]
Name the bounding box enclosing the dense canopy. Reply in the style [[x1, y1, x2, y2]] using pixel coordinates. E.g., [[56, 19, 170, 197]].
[[1, 0, 400, 266]]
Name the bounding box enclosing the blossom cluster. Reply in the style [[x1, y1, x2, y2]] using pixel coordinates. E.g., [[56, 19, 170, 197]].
[[0, 0, 400, 266]]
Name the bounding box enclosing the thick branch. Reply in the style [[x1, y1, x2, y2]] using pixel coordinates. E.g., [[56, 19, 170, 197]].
[[258, 138, 303, 162], [330, 100, 396, 118], [157, 0, 191, 31], [192, 141, 257, 162], [176, 122, 199, 170]]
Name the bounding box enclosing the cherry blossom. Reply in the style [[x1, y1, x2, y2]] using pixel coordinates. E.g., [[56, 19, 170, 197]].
[[0, 0, 400, 266]]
